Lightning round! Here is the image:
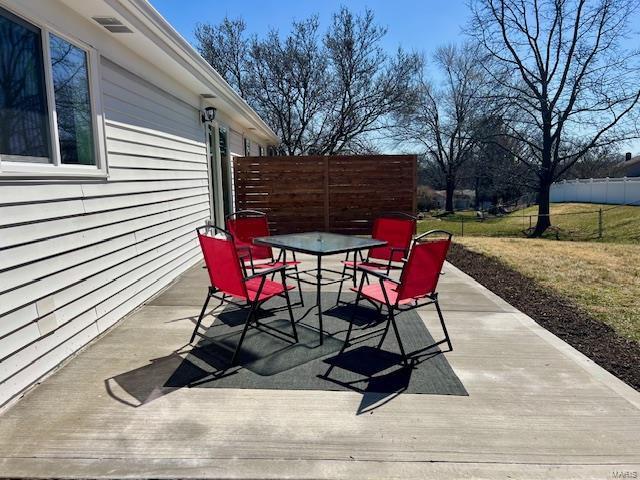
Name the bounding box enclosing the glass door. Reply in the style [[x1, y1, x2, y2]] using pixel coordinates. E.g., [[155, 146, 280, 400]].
[[206, 122, 233, 226], [218, 126, 233, 216]]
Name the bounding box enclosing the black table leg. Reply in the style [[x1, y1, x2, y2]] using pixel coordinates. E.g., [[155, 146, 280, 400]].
[[316, 255, 323, 345]]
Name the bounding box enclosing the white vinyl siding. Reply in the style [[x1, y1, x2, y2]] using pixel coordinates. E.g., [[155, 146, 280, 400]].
[[229, 129, 244, 158], [0, 56, 210, 407]]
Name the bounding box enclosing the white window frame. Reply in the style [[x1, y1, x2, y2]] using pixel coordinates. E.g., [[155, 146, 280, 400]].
[[0, 4, 107, 179]]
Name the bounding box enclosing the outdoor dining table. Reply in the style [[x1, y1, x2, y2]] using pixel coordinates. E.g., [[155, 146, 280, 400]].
[[253, 232, 387, 345]]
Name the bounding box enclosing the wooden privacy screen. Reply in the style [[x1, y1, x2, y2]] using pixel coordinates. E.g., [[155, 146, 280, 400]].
[[233, 155, 417, 234]]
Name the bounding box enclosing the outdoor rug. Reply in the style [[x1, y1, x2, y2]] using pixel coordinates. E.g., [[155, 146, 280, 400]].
[[165, 292, 467, 397]]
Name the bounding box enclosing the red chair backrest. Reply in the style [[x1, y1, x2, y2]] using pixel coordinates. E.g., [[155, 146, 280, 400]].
[[368, 217, 416, 262], [198, 232, 248, 299], [226, 215, 273, 260], [396, 238, 451, 302]]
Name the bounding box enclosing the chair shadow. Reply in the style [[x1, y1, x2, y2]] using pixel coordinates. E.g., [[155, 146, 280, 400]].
[[104, 342, 240, 407], [323, 303, 386, 328], [106, 293, 459, 412], [177, 318, 343, 380], [104, 302, 333, 406], [214, 305, 281, 327], [319, 341, 447, 415], [104, 348, 188, 408]]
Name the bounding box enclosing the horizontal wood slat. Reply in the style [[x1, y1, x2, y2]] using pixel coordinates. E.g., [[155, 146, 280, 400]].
[[233, 155, 417, 234]]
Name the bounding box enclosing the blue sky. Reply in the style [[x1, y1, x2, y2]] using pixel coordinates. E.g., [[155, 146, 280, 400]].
[[150, 0, 471, 59], [151, 0, 640, 154]]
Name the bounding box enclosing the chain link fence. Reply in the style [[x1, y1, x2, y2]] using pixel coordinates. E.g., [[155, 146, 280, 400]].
[[418, 203, 640, 242]]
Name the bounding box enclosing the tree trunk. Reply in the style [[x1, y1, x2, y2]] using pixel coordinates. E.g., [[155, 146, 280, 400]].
[[445, 178, 455, 213], [531, 116, 553, 237], [531, 179, 551, 237]]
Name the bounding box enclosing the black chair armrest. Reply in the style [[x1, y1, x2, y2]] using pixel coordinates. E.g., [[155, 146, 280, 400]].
[[355, 266, 399, 284], [389, 246, 408, 260], [244, 264, 286, 281]]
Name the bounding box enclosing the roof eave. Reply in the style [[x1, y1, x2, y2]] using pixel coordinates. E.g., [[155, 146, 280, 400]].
[[109, 0, 279, 144]]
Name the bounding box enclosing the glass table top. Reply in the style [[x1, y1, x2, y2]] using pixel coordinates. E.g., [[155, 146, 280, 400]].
[[253, 231, 387, 256]]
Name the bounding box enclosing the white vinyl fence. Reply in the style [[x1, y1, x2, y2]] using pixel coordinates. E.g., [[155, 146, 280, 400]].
[[550, 177, 640, 205]]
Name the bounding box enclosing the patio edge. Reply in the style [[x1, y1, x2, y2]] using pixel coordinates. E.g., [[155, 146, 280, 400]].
[[444, 261, 640, 409]]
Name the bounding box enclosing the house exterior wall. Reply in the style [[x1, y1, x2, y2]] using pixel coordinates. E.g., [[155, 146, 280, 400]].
[[0, 0, 273, 409], [0, 56, 211, 408], [626, 163, 640, 177]]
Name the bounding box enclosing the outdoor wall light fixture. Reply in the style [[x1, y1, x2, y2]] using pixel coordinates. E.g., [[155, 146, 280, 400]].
[[201, 106, 216, 123]]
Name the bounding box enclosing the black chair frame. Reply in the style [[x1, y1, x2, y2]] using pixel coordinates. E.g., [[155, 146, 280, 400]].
[[191, 224, 298, 365], [225, 209, 305, 306], [336, 211, 418, 305], [339, 229, 454, 367]]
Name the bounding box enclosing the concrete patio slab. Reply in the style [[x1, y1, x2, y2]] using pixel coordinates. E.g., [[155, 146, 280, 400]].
[[0, 254, 638, 479]]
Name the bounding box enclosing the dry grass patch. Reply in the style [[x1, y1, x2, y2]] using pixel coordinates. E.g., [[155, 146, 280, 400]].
[[457, 237, 640, 343]]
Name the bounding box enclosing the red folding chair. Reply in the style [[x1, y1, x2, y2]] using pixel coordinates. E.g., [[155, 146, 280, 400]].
[[190, 224, 298, 365], [336, 212, 416, 304], [226, 210, 304, 305], [340, 230, 453, 366]]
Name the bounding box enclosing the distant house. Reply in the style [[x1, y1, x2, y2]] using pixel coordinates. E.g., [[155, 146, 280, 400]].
[[432, 189, 477, 210], [0, 0, 278, 407], [620, 155, 640, 177]]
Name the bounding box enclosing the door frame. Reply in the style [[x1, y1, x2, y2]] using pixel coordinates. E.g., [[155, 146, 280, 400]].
[[205, 121, 225, 227]]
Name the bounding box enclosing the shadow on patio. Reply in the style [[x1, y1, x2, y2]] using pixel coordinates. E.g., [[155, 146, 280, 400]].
[[105, 289, 466, 415]]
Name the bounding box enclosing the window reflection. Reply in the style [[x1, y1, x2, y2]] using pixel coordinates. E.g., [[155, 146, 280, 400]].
[[49, 34, 95, 165], [0, 7, 51, 163]]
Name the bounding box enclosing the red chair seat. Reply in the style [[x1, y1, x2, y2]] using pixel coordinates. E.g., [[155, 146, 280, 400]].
[[245, 277, 294, 301], [248, 260, 300, 269], [343, 260, 394, 270], [350, 282, 419, 306]]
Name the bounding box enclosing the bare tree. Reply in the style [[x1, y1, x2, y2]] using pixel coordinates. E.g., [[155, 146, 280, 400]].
[[395, 43, 486, 212], [561, 146, 626, 178], [248, 18, 330, 155], [194, 7, 421, 155], [463, 117, 535, 208], [195, 18, 249, 98], [315, 7, 422, 154], [469, 0, 640, 235]]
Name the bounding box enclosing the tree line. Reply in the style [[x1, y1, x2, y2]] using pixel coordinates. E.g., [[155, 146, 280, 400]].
[[195, 0, 640, 236]]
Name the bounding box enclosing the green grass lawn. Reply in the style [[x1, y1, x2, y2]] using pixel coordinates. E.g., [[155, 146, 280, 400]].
[[417, 202, 640, 342], [458, 237, 640, 343], [418, 202, 640, 243]]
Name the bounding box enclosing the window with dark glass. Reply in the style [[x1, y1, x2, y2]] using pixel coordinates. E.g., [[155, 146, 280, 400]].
[[244, 138, 251, 156], [0, 6, 51, 163], [0, 6, 98, 172], [49, 34, 95, 165]]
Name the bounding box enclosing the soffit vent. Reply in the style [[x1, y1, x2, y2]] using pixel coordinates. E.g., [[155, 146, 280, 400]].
[[104, 25, 133, 33], [92, 16, 133, 33]]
